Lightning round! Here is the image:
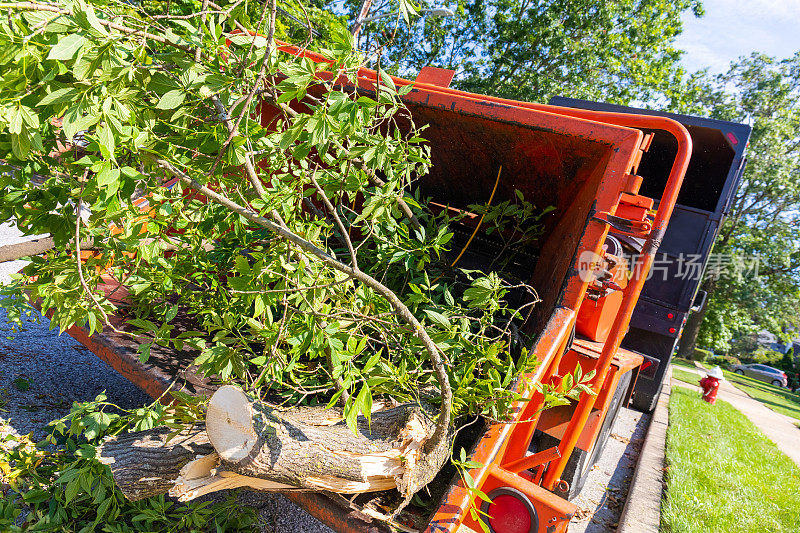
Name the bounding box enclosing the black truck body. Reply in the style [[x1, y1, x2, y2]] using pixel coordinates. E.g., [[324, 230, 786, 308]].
[[550, 96, 751, 411]]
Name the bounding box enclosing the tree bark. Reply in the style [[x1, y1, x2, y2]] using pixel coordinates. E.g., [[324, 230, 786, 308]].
[[0, 237, 56, 263], [0, 235, 213, 264], [96, 426, 214, 501], [97, 386, 449, 506], [676, 277, 717, 359], [203, 386, 442, 496]]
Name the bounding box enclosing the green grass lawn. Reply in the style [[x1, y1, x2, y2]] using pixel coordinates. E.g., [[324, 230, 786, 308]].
[[671, 358, 697, 371], [671, 358, 800, 421], [721, 368, 800, 422], [671, 367, 701, 386], [662, 386, 800, 532]]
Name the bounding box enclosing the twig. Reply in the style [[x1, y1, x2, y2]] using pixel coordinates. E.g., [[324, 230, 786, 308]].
[[309, 168, 358, 270], [1, 2, 197, 55], [194, 0, 209, 62], [73, 172, 134, 338], [237, 0, 271, 77], [260, 92, 423, 231], [207, 0, 277, 178]]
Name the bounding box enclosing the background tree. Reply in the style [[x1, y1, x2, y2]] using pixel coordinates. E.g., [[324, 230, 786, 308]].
[[333, 0, 703, 103], [673, 52, 800, 357]]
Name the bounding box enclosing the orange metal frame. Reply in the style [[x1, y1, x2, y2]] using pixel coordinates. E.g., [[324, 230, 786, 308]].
[[409, 92, 690, 532]]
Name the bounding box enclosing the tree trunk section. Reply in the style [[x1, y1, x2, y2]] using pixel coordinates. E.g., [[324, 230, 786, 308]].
[[97, 386, 449, 506], [676, 277, 717, 359], [205, 386, 439, 496], [96, 426, 213, 501], [0, 237, 56, 263]]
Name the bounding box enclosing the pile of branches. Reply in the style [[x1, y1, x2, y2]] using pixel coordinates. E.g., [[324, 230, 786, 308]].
[[0, 0, 578, 521]]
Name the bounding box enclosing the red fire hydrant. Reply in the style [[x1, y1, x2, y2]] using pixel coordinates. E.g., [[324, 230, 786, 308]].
[[699, 366, 724, 404]]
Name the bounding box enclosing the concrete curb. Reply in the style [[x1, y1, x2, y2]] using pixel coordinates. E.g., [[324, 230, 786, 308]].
[[616, 368, 671, 533]]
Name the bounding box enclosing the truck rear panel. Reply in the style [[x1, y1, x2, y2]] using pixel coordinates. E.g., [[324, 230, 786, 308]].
[[549, 97, 751, 411]]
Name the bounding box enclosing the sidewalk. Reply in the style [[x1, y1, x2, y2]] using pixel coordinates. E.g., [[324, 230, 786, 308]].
[[673, 365, 800, 468]]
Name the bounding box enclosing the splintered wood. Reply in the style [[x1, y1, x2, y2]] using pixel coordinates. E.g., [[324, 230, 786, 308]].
[[98, 385, 439, 503]]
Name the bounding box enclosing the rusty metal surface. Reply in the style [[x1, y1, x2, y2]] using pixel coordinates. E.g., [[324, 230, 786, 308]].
[[283, 493, 393, 533], [34, 279, 216, 402], [414, 66, 455, 88]]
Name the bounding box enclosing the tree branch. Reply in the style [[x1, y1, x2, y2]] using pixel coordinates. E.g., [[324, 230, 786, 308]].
[[1, 2, 196, 54], [309, 168, 358, 270], [155, 158, 452, 450]]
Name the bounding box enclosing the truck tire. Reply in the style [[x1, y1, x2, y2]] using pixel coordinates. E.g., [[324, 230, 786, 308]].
[[631, 379, 662, 413], [535, 370, 632, 500]]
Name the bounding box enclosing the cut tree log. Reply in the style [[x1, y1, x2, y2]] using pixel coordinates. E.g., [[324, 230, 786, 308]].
[[0, 236, 57, 263], [96, 426, 214, 501], [98, 386, 450, 506]]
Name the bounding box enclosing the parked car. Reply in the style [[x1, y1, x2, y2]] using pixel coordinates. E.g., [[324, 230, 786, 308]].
[[729, 363, 788, 388]]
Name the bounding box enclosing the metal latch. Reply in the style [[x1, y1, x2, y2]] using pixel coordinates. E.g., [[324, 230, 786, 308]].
[[592, 211, 651, 237]]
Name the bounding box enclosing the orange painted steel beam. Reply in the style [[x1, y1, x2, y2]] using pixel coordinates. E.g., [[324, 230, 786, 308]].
[[502, 446, 561, 475]]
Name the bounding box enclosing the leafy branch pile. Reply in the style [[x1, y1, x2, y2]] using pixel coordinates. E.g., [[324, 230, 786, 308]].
[[0, 393, 257, 532], [0, 0, 589, 523]]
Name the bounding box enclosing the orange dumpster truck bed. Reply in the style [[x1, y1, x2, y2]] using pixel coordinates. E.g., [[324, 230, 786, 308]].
[[53, 52, 691, 533]]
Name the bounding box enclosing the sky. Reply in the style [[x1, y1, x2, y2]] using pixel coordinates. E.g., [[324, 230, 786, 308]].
[[675, 0, 800, 74]]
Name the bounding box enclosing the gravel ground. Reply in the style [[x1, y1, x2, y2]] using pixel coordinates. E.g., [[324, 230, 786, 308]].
[[1, 222, 649, 532], [0, 223, 154, 442]]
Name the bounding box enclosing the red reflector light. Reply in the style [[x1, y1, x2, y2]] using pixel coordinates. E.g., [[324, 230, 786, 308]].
[[481, 487, 538, 533], [667, 313, 674, 319], [726, 131, 739, 145], [669, 327, 677, 334], [488, 495, 531, 533]]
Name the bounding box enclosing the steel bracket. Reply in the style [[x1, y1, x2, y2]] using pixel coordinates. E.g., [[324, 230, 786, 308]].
[[592, 211, 651, 238]]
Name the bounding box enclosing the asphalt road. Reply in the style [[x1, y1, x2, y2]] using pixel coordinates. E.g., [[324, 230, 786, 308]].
[[0, 221, 648, 532]]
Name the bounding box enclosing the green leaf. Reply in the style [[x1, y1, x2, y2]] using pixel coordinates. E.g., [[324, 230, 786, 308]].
[[463, 470, 475, 489], [65, 478, 80, 503], [47, 34, 88, 60], [11, 132, 30, 159], [22, 489, 51, 503], [17, 105, 40, 129], [95, 497, 112, 522], [62, 108, 99, 141], [344, 399, 359, 434], [96, 123, 115, 160], [138, 342, 152, 363], [87, 311, 97, 335], [165, 304, 179, 323], [96, 166, 119, 187], [378, 69, 396, 92], [156, 90, 186, 110], [355, 383, 372, 426], [83, 5, 109, 36], [37, 87, 80, 106], [561, 372, 573, 392], [424, 309, 450, 329], [228, 34, 269, 48], [253, 295, 265, 318]]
